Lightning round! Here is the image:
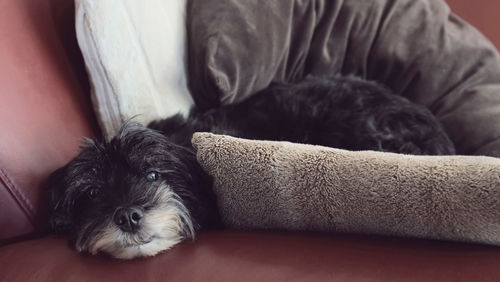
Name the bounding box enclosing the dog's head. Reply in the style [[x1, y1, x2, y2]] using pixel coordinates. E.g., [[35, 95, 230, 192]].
[[47, 123, 216, 259]]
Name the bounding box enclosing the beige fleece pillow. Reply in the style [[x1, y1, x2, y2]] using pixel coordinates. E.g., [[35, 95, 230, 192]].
[[192, 133, 500, 246]]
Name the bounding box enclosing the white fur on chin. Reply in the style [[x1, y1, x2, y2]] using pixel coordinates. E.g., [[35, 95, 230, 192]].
[[86, 187, 194, 259]]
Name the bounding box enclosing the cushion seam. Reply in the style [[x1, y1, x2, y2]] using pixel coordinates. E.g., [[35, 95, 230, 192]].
[[0, 166, 36, 226]]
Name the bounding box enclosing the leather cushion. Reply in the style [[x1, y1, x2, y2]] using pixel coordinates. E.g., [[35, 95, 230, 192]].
[[0, 0, 97, 242], [1, 231, 500, 281]]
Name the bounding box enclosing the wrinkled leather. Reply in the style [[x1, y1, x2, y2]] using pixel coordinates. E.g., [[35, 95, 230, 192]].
[[1, 231, 500, 282], [0, 0, 97, 241]]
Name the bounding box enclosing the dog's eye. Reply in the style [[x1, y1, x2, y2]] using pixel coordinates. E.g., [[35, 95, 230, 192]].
[[146, 171, 160, 182], [87, 187, 101, 199]]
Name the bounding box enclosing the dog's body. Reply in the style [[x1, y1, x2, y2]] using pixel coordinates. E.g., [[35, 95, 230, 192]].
[[151, 76, 454, 155], [48, 76, 455, 259]]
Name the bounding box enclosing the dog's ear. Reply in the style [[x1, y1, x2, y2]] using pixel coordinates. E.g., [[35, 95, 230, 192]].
[[47, 165, 73, 233]]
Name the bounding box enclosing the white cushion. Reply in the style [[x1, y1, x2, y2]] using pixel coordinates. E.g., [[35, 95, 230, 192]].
[[75, 0, 193, 139]]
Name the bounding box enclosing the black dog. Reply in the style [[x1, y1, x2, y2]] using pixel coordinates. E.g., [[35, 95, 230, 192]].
[[48, 76, 455, 259]]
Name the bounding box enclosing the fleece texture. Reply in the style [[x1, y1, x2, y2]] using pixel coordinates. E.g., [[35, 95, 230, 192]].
[[192, 133, 500, 246]]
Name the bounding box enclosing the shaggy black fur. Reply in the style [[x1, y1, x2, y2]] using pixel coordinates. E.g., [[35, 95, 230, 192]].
[[48, 75, 455, 256], [48, 125, 220, 246], [150, 76, 455, 155]]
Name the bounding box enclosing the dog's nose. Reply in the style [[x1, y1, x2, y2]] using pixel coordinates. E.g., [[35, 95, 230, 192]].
[[113, 207, 143, 232]]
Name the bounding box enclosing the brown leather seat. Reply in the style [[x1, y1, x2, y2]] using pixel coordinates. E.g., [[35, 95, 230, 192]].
[[1, 0, 500, 281], [2, 232, 500, 281]]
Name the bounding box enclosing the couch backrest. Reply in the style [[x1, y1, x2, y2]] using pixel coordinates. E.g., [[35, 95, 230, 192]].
[[0, 0, 98, 243], [448, 0, 500, 48]]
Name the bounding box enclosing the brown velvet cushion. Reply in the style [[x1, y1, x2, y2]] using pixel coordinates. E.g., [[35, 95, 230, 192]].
[[188, 0, 500, 157]]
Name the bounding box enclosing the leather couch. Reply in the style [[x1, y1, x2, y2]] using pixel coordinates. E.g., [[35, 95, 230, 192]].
[[1, 0, 500, 281]]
